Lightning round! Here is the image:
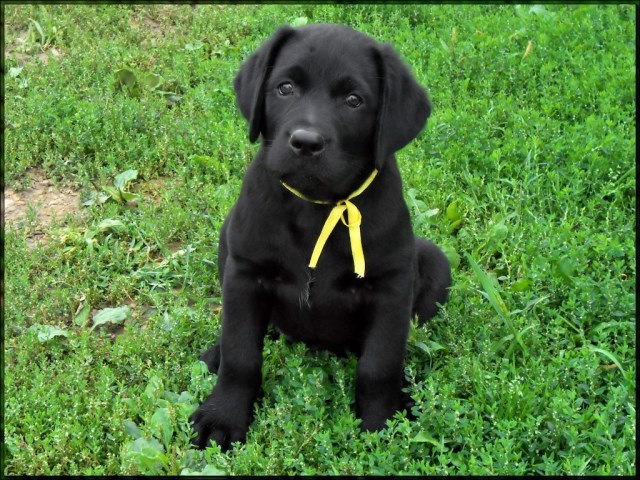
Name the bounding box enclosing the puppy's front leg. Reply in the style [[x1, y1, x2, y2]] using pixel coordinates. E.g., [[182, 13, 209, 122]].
[[190, 258, 270, 451], [356, 287, 412, 431]]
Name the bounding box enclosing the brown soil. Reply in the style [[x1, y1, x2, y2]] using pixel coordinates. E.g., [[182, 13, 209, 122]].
[[4, 168, 82, 237]]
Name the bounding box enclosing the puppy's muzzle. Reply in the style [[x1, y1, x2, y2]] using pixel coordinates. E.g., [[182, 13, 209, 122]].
[[289, 129, 325, 157]]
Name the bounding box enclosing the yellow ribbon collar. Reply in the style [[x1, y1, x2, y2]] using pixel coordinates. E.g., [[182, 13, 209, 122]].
[[280, 170, 378, 278]]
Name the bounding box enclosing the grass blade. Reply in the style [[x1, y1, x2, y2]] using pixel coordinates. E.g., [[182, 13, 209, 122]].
[[466, 253, 527, 354], [587, 345, 627, 378]]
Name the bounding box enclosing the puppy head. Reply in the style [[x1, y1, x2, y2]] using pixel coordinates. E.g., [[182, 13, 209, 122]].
[[234, 24, 430, 200]]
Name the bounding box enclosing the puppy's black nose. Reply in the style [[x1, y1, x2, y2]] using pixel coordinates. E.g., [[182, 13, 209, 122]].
[[289, 129, 325, 156]]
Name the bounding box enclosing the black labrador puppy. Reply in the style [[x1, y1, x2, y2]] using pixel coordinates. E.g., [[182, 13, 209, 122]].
[[190, 23, 451, 451]]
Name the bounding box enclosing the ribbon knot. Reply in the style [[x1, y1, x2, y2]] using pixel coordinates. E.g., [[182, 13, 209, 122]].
[[281, 170, 378, 278], [339, 200, 362, 228]]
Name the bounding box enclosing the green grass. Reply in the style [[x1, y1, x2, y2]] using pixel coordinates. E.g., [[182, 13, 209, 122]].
[[3, 4, 635, 475]]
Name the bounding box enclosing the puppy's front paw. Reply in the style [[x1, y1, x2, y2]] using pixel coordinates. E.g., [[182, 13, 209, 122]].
[[359, 414, 389, 432], [358, 389, 416, 432], [189, 390, 250, 452]]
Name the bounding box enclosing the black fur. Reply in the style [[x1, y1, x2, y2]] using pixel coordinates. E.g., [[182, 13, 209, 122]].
[[190, 23, 451, 451]]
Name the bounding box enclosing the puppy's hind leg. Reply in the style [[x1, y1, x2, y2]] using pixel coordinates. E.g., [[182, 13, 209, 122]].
[[199, 338, 221, 374], [412, 237, 452, 324]]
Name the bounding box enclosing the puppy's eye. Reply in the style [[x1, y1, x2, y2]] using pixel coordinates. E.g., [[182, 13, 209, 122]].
[[346, 94, 363, 108], [278, 82, 294, 96]]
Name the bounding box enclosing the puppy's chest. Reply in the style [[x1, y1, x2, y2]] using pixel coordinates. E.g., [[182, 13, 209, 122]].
[[265, 265, 373, 346], [250, 202, 375, 305], [266, 264, 372, 312], [251, 211, 375, 342]]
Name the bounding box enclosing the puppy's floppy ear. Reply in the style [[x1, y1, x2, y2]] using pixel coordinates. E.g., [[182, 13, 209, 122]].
[[234, 25, 295, 143], [373, 43, 431, 169]]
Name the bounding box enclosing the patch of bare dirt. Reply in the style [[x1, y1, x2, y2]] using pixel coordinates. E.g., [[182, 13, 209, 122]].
[[140, 177, 169, 205], [37, 46, 63, 65], [4, 26, 65, 65], [4, 169, 82, 246], [4, 28, 30, 63]]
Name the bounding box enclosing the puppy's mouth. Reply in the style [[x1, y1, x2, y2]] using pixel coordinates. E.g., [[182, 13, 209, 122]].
[[265, 143, 368, 201]]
